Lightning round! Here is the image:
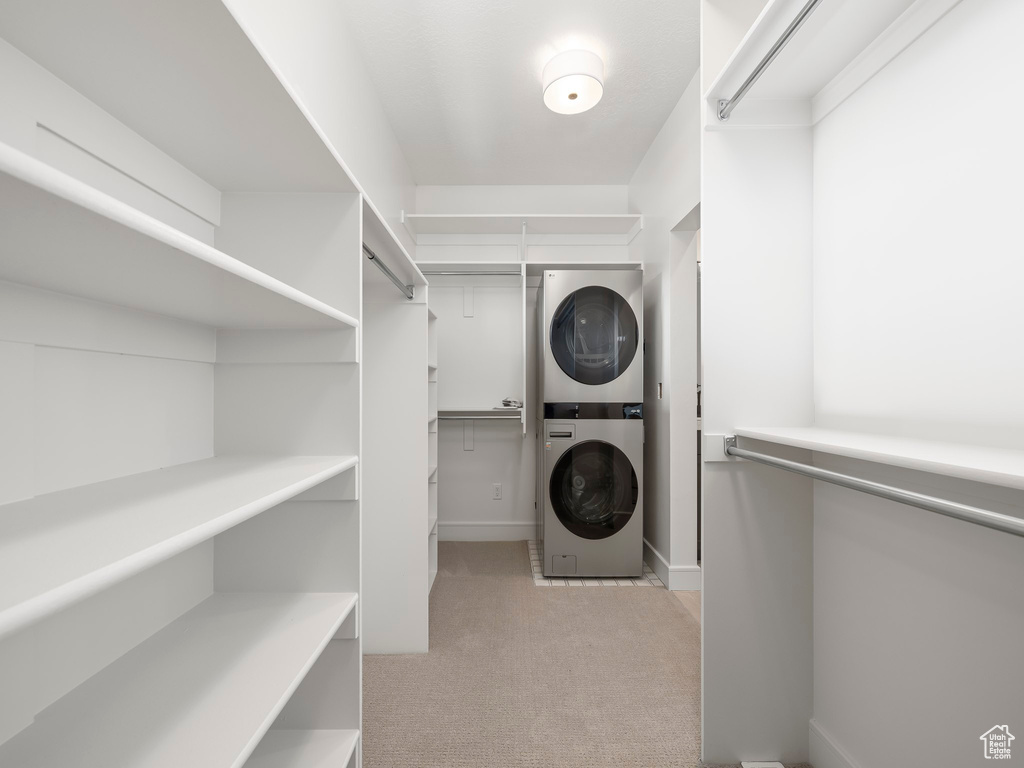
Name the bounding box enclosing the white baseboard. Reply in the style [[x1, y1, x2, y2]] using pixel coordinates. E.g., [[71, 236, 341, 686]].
[[809, 719, 862, 768], [438, 521, 537, 542], [643, 538, 702, 591]]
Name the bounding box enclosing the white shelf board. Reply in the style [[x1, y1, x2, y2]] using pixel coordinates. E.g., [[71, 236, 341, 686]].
[[0, 592, 357, 768], [734, 427, 1024, 491], [417, 261, 525, 276], [428, 567, 438, 593], [0, 0, 356, 194], [438, 407, 522, 418], [247, 729, 359, 768], [403, 213, 641, 237], [525, 261, 643, 277], [362, 198, 426, 288], [0, 145, 358, 330], [428, 512, 438, 537], [428, 362, 438, 370], [427, 306, 438, 321], [0, 454, 357, 639], [706, 0, 959, 125], [428, 464, 438, 479]]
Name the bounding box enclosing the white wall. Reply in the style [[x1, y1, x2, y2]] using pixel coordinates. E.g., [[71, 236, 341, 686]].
[[432, 279, 538, 541], [627, 71, 702, 589], [809, 1, 1024, 765], [225, 0, 417, 254]]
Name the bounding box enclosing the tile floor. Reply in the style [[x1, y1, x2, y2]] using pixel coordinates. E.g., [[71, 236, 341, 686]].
[[527, 540, 665, 587]]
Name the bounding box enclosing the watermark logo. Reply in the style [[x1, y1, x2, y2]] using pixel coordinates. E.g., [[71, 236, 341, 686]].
[[980, 725, 1014, 760]]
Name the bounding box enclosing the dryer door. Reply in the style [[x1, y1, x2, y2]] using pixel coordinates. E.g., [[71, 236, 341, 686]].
[[549, 440, 638, 540], [549, 285, 639, 386]]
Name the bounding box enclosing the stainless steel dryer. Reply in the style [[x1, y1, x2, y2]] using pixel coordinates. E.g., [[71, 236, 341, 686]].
[[541, 269, 643, 404], [541, 415, 643, 577]]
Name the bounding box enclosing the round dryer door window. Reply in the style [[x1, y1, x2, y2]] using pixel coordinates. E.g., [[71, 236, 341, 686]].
[[549, 440, 638, 540], [550, 286, 639, 386]]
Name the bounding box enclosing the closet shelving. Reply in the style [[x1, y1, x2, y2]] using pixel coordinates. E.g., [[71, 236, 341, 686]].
[[705, 0, 960, 127], [402, 212, 643, 242], [428, 304, 440, 585], [733, 427, 1024, 491], [0, 2, 370, 765], [0, 455, 357, 640], [0, 592, 358, 768]]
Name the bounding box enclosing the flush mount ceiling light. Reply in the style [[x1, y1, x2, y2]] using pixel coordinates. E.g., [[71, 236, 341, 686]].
[[542, 49, 604, 115]]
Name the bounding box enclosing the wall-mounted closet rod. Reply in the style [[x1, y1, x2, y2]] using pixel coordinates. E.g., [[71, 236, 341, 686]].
[[724, 436, 1024, 538], [363, 243, 414, 299], [420, 271, 522, 276], [717, 0, 825, 121]]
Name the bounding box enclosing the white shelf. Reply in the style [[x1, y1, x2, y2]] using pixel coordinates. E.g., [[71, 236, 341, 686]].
[[417, 261, 525, 276], [428, 363, 438, 370], [427, 306, 438, 321], [362, 198, 426, 288], [0, 454, 357, 639], [0, 0, 357, 194], [0, 591, 357, 768], [428, 464, 438, 479], [524, 261, 643, 276], [246, 729, 359, 768], [734, 427, 1024, 491], [428, 512, 438, 537], [428, 568, 438, 593], [706, 0, 956, 125], [438, 407, 522, 419], [403, 213, 641, 237], [0, 145, 358, 330]]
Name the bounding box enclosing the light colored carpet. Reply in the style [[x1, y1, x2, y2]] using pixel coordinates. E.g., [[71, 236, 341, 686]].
[[364, 541, 702, 768]]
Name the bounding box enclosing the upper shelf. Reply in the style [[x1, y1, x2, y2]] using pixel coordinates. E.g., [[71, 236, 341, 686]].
[[402, 213, 642, 239], [0, 591, 358, 768], [0, 144, 358, 330], [0, 454, 358, 639], [706, 0, 958, 125], [362, 198, 426, 289], [734, 426, 1024, 491], [0, 0, 356, 194]]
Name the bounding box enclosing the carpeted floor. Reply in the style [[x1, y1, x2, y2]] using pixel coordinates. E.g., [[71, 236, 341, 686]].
[[364, 541, 702, 768]]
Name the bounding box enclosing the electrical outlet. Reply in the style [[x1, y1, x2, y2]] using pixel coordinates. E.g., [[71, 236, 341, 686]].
[[492, 483, 502, 500]]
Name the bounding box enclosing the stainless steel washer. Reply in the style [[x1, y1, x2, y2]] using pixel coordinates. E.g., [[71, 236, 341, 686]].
[[541, 269, 643, 404], [542, 418, 643, 577]]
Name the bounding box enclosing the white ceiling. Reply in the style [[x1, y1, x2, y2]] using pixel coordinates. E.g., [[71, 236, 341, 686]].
[[339, 0, 700, 186]]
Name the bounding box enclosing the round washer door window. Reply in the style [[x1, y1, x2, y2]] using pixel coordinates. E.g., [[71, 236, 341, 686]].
[[549, 440, 638, 540], [550, 285, 639, 386]]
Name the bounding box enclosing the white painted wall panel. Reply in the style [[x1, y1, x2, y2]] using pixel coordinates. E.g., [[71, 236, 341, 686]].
[[810, 0, 1024, 763]]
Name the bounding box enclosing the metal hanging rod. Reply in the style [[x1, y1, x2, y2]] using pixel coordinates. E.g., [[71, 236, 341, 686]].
[[724, 437, 1024, 538], [421, 270, 522, 276], [363, 243, 414, 300], [718, 0, 826, 121]]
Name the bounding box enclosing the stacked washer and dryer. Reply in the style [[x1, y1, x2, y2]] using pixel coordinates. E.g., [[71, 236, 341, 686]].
[[538, 270, 643, 577]]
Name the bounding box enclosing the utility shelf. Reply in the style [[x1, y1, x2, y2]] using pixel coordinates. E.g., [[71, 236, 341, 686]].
[[246, 729, 359, 768], [734, 427, 1024, 491], [0, 144, 358, 330], [438, 408, 522, 419], [428, 511, 438, 537], [403, 213, 642, 239], [0, 591, 358, 768], [706, 0, 958, 126], [0, 0, 356, 194], [0, 454, 357, 639]]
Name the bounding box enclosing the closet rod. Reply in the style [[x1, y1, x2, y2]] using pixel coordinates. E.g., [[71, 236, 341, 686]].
[[421, 271, 522, 276], [363, 243, 414, 300], [724, 437, 1024, 538], [717, 0, 825, 121]]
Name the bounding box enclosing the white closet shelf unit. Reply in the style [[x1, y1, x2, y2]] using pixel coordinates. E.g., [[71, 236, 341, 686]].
[[733, 427, 1024, 491], [247, 729, 360, 768], [0, 591, 358, 768], [706, 0, 962, 127], [402, 212, 643, 241], [0, 455, 358, 640], [0, 146, 358, 330], [0, 0, 359, 195], [0, 0, 370, 762]]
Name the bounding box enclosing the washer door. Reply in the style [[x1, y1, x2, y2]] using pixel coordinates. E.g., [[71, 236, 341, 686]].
[[550, 285, 639, 386], [549, 440, 638, 540]]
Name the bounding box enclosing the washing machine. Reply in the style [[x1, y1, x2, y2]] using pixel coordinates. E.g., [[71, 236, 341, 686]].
[[541, 415, 643, 577], [541, 269, 643, 404]]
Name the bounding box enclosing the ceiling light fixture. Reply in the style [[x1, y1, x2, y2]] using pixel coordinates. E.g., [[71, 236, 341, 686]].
[[542, 49, 604, 115]]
